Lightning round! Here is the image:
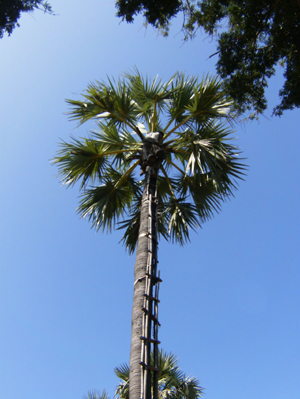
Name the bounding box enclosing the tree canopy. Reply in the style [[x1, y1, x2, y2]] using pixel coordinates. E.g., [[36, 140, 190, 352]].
[[116, 0, 300, 117], [0, 0, 53, 38], [53, 70, 246, 253]]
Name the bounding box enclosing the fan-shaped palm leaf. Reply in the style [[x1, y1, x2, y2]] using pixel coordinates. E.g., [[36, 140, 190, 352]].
[[118, 195, 169, 254], [54, 137, 108, 188], [125, 67, 175, 131], [67, 78, 142, 138], [78, 165, 141, 232], [115, 350, 203, 399]]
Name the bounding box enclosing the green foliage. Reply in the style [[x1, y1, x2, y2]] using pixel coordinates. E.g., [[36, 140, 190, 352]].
[[53, 70, 246, 253], [115, 349, 203, 399], [116, 0, 181, 28], [0, 0, 53, 38], [84, 350, 203, 399], [115, 0, 300, 117], [78, 164, 142, 233]]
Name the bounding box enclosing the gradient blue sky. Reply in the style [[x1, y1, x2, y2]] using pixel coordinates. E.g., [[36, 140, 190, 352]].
[[0, 1, 299, 399]]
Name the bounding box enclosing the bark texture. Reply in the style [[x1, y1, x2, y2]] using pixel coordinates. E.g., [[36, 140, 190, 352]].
[[129, 167, 159, 399]]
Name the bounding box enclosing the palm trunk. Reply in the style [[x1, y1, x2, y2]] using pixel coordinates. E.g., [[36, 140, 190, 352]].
[[129, 167, 160, 399]]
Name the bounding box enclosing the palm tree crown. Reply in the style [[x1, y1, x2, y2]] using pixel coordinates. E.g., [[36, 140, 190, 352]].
[[53, 69, 245, 253]]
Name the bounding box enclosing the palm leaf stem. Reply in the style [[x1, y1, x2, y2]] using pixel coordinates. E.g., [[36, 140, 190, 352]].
[[162, 109, 183, 134], [98, 148, 139, 157], [161, 139, 176, 147], [114, 160, 140, 189], [163, 110, 214, 141], [170, 148, 189, 155], [152, 100, 157, 132], [91, 136, 141, 148], [164, 159, 193, 183], [160, 165, 177, 200], [115, 110, 144, 140], [111, 113, 142, 138], [134, 126, 145, 141], [95, 106, 144, 140]]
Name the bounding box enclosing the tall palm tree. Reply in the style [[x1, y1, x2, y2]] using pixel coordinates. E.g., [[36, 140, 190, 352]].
[[53, 69, 246, 399], [115, 349, 203, 399]]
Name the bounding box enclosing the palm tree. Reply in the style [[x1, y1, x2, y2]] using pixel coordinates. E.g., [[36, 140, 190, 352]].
[[115, 349, 203, 399], [53, 69, 246, 399]]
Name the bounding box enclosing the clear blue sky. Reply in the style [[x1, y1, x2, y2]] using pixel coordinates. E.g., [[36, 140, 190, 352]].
[[0, 1, 299, 399]]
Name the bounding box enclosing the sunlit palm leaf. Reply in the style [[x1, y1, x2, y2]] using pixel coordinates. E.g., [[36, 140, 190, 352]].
[[67, 78, 140, 135], [165, 75, 231, 137], [164, 199, 201, 245], [175, 172, 222, 221], [115, 363, 130, 399], [117, 197, 141, 254], [170, 377, 203, 399], [93, 123, 138, 149], [126, 68, 175, 131], [167, 73, 198, 126], [118, 195, 169, 254], [53, 137, 108, 188], [78, 168, 140, 232], [171, 121, 245, 192], [185, 75, 231, 121], [92, 124, 140, 167]]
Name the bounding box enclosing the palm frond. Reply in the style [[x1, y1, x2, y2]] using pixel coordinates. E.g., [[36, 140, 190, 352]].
[[186, 75, 231, 120], [114, 363, 130, 399], [157, 175, 177, 201], [117, 197, 141, 254], [53, 137, 108, 188], [115, 362, 130, 382], [164, 199, 201, 245], [170, 376, 203, 399], [172, 121, 246, 192], [118, 194, 169, 254], [114, 350, 203, 399], [126, 67, 175, 131], [175, 172, 222, 221], [92, 123, 138, 150], [166, 73, 198, 128], [164, 75, 231, 138], [66, 77, 142, 138], [78, 167, 140, 232], [92, 125, 140, 167]]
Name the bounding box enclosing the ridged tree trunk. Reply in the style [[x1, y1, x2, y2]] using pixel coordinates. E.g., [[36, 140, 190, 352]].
[[129, 165, 160, 399]]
